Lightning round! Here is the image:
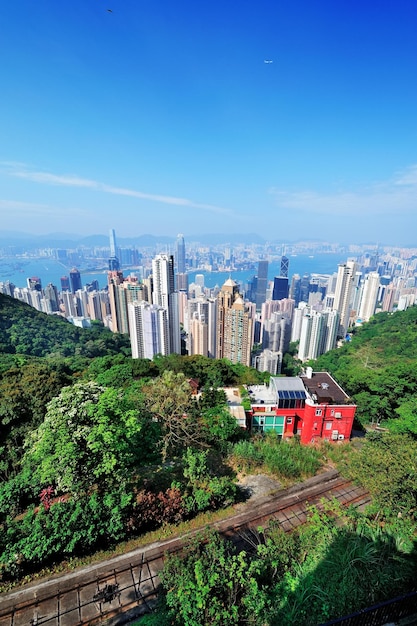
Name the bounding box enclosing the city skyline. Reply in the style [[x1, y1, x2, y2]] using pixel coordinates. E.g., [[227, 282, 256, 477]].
[[1, 1, 417, 245]]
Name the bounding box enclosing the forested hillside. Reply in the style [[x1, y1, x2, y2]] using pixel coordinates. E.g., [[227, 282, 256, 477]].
[[1, 295, 417, 625], [0, 294, 270, 585], [312, 306, 417, 434], [0, 293, 131, 359]]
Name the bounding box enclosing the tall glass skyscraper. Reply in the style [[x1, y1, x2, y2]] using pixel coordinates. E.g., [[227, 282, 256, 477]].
[[69, 268, 82, 293], [176, 234, 186, 274], [255, 260, 269, 311], [176, 234, 187, 292], [108, 228, 120, 270], [280, 255, 289, 278]]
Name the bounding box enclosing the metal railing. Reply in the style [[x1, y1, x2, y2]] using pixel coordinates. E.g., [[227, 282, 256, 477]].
[[321, 589, 417, 626]]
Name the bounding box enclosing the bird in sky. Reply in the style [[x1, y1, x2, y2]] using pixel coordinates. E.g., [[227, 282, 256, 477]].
[[264, 59, 273, 64], [107, 8, 113, 12]]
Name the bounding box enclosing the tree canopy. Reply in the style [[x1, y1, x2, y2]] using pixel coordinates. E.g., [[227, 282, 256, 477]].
[[312, 306, 417, 433], [24, 382, 147, 494]]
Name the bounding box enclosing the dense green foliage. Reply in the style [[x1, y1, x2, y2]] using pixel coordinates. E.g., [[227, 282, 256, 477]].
[[141, 430, 417, 625], [0, 297, 269, 582], [0, 293, 131, 358], [313, 306, 417, 433], [347, 431, 417, 522], [2, 293, 417, 623], [146, 503, 416, 626], [24, 382, 149, 494]]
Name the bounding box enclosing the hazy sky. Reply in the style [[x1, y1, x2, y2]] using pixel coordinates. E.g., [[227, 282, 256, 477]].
[[1, 0, 417, 244]]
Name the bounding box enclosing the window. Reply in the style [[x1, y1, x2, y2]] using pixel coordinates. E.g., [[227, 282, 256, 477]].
[[315, 409, 322, 416], [325, 422, 333, 430], [287, 417, 293, 424]]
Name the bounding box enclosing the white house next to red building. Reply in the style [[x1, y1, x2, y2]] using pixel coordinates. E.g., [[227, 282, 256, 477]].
[[247, 367, 356, 444]]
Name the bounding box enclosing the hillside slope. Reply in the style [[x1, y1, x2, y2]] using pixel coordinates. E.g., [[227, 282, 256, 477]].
[[0, 293, 131, 358], [313, 306, 417, 432]]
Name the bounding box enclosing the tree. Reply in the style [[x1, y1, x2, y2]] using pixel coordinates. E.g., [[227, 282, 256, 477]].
[[181, 448, 237, 513], [348, 432, 417, 519], [24, 382, 145, 494], [388, 399, 417, 436], [200, 405, 241, 447], [0, 361, 71, 479], [142, 371, 206, 460]]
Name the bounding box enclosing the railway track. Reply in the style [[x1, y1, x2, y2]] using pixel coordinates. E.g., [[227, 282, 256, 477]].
[[0, 471, 370, 626]]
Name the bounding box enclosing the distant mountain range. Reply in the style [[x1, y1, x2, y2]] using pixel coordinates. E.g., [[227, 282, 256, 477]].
[[0, 231, 276, 249]]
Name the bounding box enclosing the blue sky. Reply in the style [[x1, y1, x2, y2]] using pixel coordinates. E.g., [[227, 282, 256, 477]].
[[1, 0, 417, 245]]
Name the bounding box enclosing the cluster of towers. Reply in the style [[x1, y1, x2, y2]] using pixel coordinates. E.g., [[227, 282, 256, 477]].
[[2, 230, 416, 373]]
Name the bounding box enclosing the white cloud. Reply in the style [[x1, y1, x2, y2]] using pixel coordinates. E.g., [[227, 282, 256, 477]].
[[270, 164, 417, 217], [11, 171, 99, 189], [2, 163, 236, 217]]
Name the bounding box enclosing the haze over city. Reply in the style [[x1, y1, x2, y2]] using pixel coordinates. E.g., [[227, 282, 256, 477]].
[[1, 1, 417, 245]]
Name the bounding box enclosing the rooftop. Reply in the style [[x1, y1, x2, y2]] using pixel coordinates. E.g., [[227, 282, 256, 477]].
[[301, 371, 351, 405], [247, 384, 278, 405], [270, 377, 307, 402], [224, 387, 242, 406]]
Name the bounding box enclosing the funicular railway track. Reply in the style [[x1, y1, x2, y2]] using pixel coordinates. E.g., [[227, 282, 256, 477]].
[[0, 470, 370, 626]]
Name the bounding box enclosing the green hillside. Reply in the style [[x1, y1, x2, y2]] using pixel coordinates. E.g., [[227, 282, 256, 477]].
[[312, 306, 417, 434], [0, 293, 131, 359]]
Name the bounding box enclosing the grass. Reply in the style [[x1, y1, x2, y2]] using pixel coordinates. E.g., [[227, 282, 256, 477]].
[[228, 434, 326, 485]]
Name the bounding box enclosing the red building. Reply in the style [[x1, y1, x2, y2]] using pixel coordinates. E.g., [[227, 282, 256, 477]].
[[248, 368, 356, 444]]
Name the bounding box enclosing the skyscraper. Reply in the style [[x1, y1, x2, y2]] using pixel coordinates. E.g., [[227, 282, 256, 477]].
[[87, 292, 103, 320], [176, 234, 187, 292], [108, 272, 145, 334], [299, 274, 311, 303], [223, 296, 255, 366], [107, 270, 127, 333], [216, 278, 254, 365], [261, 312, 291, 354], [358, 272, 380, 322], [69, 268, 82, 294], [44, 283, 59, 312], [128, 301, 169, 359], [108, 228, 120, 271], [187, 297, 217, 357], [176, 234, 186, 274], [61, 291, 78, 317], [109, 228, 116, 257], [333, 260, 357, 338], [272, 276, 289, 301], [27, 276, 42, 291], [152, 254, 175, 309], [189, 312, 209, 356], [216, 278, 239, 359], [297, 309, 339, 361], [280, 255, 289, 278], [152, 254, 181, 354], [255, 260, 268, 311], [289, 274, 301, 305], [61, 276, 70, 291]]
